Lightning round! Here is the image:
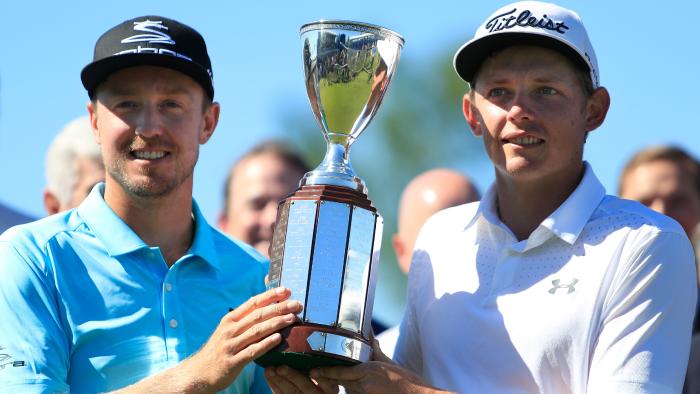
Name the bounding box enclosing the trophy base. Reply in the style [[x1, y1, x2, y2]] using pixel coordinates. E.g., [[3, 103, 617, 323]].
[[254, 324, 371, 373], [255, 350, 356, 373]]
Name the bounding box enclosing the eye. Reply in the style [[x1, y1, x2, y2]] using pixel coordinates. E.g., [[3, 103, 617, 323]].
[[247, 197, 267, 211], [115, 101, 138, 110], [538, 86, 558, 95], [162, 99, 183, 109], [487, 88, 508, 98]]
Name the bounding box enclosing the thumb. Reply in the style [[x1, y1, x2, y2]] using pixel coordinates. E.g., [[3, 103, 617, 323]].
[[371, 338, 392, 363]]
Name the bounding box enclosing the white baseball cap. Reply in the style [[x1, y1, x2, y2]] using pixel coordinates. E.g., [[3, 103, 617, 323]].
[[453, 1, 599, 88]]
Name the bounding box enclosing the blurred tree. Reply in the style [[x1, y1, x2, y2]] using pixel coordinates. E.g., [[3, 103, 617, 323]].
[[275, 41, 487, 325]]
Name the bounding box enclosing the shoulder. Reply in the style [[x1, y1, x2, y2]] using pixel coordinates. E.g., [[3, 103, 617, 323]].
[[594, 196, 695, 286], [0, 210, 86, 295], [408, 202, 480, 285], [421, 201, 481, 235], [0, 209, 84, 263], [209, 226, 267, 261], [207, 225, 269, 269], [595, 195, 686, 238]]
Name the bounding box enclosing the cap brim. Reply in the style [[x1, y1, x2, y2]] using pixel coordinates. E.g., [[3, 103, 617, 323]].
[[453, 32, 591, 85], [81, 53, 214, 99]]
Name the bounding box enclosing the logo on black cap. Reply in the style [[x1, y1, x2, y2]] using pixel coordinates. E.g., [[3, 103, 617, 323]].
[[114, 19, 193, 61], [122, 20, 176, 45]]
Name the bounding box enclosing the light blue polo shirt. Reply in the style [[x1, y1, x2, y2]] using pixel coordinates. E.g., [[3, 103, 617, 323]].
[[0, 184, 271, 393]]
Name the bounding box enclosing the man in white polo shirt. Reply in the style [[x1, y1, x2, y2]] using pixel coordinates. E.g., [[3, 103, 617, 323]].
[[265, 2, 697, 393]]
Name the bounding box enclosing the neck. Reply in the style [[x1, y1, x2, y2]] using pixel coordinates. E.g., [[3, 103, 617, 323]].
[[104, 178, 195, 266], [495, 164, 584, 241]]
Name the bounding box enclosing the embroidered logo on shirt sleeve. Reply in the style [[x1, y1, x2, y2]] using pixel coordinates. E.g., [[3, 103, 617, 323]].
[[0, 346, 26, 371]]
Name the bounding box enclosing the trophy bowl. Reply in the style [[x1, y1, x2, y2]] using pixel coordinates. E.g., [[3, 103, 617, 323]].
[[255, 20, 403, 372]]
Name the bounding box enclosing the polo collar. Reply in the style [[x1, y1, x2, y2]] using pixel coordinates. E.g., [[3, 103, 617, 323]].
[[77, 183, 221, 269], [538, 162, 606, 245], [188, 199, 221, 270], [78, 183, 147, 256], [463, 162, 606, 245]]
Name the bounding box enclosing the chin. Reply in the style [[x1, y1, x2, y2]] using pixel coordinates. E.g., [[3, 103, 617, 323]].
[[500, 159, 543, 178], [255, 242, 271, 258]]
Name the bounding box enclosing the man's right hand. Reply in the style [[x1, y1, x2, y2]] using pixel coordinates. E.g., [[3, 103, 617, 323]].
[[180, 287, 302, 392]]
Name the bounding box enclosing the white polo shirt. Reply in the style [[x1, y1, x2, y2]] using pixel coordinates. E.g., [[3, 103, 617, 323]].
[[394, 163, 697, 394]]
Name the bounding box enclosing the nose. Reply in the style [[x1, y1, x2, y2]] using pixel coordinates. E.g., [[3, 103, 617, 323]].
[[506, 91, 534, 123], [134, 103, 163, 138]]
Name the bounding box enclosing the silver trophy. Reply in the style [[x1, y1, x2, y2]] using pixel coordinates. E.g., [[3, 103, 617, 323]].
[[255, 21, 403, 371]]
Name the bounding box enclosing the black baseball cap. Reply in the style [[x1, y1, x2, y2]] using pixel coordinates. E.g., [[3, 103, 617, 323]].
[[81, 15, 214, 99]]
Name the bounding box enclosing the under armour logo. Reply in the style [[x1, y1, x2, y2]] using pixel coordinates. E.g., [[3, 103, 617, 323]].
[[122, 20, 175, 45], [548, 278, 578, 294]]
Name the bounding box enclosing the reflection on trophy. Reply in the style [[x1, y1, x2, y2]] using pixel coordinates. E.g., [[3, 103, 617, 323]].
[[254, 21, 403, 371]]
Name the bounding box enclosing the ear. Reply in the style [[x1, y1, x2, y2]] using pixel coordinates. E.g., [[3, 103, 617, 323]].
[[43, 189, 61, 215], [462, 93, 482, 136], [392, 233, 405, 261], [217, 212, 228, 232], [87, 100, 101, 144], [583, 87, 610, 132], [200, 102, 221, 144]]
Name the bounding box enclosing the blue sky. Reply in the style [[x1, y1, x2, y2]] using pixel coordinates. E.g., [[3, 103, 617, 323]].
[[1, 0, 698, 324]]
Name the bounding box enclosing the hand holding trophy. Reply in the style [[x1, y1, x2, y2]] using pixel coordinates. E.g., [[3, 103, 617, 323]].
[[255, 20, 403, 372]]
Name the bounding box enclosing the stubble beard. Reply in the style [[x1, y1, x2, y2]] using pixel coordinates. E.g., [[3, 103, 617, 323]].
[[107, 148, 198, 199]]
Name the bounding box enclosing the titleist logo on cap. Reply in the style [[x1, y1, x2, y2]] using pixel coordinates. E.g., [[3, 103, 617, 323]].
[[485, 8, 569, 34]]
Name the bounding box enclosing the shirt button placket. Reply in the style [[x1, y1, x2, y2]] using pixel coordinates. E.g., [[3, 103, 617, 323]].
[[162, 269, 180, 358]]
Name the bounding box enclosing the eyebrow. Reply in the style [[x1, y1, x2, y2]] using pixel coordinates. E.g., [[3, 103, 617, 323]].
[[531, 76, 564, 84]]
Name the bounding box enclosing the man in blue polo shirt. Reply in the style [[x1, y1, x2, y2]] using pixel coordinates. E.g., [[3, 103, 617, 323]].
[[0, 16, 301, 393]]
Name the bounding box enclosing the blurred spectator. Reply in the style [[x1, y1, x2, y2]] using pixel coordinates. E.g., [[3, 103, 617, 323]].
[[0, 202, 33, 233], [218, 140, 309, 257], [43, 116, 104, 215], [618, 145, 700, 241], [377, 168, 480, 358]]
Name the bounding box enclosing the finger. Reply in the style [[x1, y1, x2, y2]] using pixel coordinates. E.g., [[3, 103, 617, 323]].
[[265, 367, 287, 394], [312, 376, 341, 394], [267, 376, 299, 394], [232, 331, 284, 365], [268, 368, 304, 394], [310, 365, 363, 382], [227, 299, 302, 348], [276, 365, 326, 393], [227, 287, 293, 321], [227, 312, 299, 361], [236, 298, 303, 333]]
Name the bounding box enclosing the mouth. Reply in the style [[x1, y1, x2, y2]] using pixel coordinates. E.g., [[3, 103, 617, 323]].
[[130, 150, 168, 160], [503, 136, 544, 147]]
